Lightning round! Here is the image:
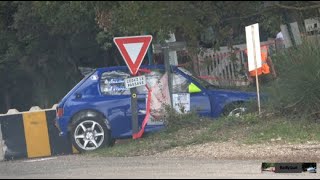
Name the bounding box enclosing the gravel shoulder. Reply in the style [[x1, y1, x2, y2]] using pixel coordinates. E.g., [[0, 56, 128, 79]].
[[154, 141, 320, 162]]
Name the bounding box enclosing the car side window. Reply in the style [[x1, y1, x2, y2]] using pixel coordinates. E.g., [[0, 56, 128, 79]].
[[136, 69, 165, 94], [100, 70, 131, 95], [172, 72, 190, 93]]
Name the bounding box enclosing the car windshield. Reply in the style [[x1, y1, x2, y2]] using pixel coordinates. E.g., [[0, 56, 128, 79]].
[[177, 67, 220, 89]]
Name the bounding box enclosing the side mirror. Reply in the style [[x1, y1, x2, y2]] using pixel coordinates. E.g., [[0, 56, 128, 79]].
[[188, 83, 202, 93]]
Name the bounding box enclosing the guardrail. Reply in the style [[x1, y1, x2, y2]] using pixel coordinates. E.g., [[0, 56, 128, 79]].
[[0, 105, 78, 161]]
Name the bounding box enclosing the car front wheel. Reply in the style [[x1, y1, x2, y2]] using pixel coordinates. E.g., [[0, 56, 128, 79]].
[[223, 103, 248, 117], [71, 117, 110, 152]]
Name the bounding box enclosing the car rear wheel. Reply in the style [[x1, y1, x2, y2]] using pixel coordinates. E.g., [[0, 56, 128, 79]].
[[71, 117, 111, 152]]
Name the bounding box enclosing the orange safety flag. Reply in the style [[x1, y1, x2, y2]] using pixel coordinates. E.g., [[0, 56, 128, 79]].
[[245, 45, 270, 77], [132, 87, 152, 139]]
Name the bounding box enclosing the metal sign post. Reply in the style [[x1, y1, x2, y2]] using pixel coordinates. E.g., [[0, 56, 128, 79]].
[[130, 87, 139, 134], [125, 75, 146, 135], [252, 26, 261, 115], [113, 35, 153, 137]]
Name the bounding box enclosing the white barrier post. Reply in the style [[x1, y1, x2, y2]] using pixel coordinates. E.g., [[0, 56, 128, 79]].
[[0, 122, 4, 161]]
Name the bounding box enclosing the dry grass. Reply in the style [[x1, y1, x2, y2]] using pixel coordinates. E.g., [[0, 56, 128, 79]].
[[89, 113, 320, 158]]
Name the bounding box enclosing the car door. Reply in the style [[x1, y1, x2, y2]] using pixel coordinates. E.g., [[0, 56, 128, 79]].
[[98, 67, 166, 138], [136, 67, 167, 129], [173, 69, 212, 117], [98, 69, 133, 138]]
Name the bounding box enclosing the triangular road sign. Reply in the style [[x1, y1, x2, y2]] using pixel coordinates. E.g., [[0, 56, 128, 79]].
[[114, 35, 153, 75]]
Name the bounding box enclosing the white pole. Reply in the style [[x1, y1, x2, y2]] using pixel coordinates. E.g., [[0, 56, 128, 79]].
[[0, 123, 4, 161], [165, 33, 178, 65], [251, 26, 261, 115]]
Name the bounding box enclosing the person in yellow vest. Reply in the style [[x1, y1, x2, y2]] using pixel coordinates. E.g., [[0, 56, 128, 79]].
[[244, 45, 277, 85]]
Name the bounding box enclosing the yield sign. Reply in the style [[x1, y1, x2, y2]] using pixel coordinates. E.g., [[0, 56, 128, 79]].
[[114, 35, 153, 75]]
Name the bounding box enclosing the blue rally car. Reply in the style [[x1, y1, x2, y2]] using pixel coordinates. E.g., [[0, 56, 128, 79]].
[[55, 65, 257, 152]]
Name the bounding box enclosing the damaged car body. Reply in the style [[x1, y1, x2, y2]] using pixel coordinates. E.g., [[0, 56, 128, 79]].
[[55, 65, 257, 152]]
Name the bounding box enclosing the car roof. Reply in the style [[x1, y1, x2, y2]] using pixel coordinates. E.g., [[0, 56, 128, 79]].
[[95, 64, 168, 73]]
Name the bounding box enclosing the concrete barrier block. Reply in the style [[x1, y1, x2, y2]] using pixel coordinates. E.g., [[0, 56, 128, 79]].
[[29, 106, 42, 111], [0, 109, 75, 160], [52, 104, 58, 109], [6, 109, 19, 115]]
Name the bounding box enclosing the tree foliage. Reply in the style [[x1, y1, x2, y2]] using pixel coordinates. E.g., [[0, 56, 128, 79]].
[[0, 1, 318, 113]]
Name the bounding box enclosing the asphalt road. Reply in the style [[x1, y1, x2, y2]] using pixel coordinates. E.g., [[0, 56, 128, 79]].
[[0, 155, 318, 179]]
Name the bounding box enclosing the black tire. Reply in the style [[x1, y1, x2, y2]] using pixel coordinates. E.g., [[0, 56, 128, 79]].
[[108, 138, 116, 147], [222, 102, 248, 117], [70, 116, 112, 153]]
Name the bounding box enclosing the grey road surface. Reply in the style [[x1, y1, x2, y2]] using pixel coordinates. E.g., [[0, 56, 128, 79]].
[[0, 155, 318, 179]]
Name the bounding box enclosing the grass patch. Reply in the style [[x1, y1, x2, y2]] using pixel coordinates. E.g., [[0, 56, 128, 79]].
[[89, 111, 213, 157], [245, 117, 320, 144], [88, 113, 320, 157]]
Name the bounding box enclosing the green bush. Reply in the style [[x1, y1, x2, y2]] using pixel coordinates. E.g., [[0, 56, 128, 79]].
[[163, 105, 207, 131], [267, 38, 320, 118]]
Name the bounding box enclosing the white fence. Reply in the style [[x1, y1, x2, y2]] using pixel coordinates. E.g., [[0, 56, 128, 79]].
[[195, 40, 276, 86]]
